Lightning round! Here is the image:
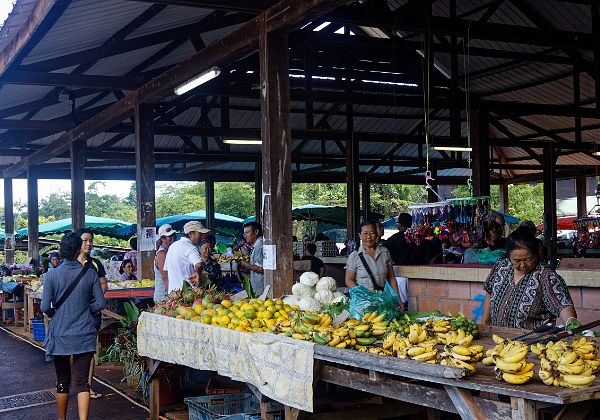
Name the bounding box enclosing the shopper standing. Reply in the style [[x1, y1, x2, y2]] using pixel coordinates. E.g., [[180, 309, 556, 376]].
[[41, 233, 106, 420]]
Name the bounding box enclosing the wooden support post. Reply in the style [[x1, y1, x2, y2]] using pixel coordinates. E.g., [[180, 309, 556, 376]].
[[449, 0, 460, 145], [205, 180, 215, 232], [148, 359, 160, 420], [573, 63, 582, 144], [543, 145, 558, 256], [27, 168, 39, 266], [259, 13, 293, 298], [593, 3, 600, 118], [576, 176, 588, 218], [134, 101, 156, 281], [471, 110, 491, 197], [255, 158, 262, 224], [445, 385, 487, 420], [346, 109, 360, 242], [510, 396, 537, 420], [3, 178, 14, 265], [362, 179, 371, 221], [70, 140, 85, 231]]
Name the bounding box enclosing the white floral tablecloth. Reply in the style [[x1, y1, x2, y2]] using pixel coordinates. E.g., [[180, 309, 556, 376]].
[[137, 311, 314, 411]]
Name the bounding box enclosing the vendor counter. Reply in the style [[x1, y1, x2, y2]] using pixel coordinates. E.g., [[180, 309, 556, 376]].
[[396, 264, 600, 324]]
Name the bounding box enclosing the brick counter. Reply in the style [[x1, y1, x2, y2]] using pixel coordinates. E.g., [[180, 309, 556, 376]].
[[395, 265, 600, 324]]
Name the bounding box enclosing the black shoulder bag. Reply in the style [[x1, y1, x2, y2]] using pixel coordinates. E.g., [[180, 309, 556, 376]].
[[44, 263, 90, 318], [358, 252, 384, 291]]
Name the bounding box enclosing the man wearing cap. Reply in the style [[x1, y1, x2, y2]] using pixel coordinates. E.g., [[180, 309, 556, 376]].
[[163, 221, 210, 292], [154, 224, 176, 302]]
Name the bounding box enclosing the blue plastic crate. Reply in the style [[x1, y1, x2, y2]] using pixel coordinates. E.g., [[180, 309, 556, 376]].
[[184, 392, 260, 420], [31, 318, 45, 341]]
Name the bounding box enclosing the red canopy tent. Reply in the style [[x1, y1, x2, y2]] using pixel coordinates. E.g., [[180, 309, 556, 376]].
[[536, 216, 578, 231]]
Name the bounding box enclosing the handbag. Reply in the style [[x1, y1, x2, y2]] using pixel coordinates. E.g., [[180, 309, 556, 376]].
[[44, 263, 90, 318], [358, 252, 384, 291]]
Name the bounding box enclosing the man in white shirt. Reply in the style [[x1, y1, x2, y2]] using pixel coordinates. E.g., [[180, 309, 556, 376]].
[[163, 221, 209, 292], [239, 222, 264, 296]]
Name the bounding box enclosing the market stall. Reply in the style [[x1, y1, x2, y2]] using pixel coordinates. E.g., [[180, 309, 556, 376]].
[[137, 284, 600, 420]]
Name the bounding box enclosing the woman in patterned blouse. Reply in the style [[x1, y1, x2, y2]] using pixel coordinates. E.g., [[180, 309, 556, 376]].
[[482, 226, 577, 329], [199, 241, 222, 287]]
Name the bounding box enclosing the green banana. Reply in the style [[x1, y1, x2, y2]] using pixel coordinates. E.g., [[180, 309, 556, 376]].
[[356, 337, 377, 346], [312, 332, 329, 345]]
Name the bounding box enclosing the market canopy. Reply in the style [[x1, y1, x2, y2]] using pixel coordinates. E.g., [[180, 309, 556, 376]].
[[537, 216, 578, 231], [382, 209, 520, 229], [244, 204, 383, 227], [17, 216, 131, 238], [117, 210, 243, 237]]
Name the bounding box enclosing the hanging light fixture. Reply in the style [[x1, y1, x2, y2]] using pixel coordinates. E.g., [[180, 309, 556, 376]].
[[174, 66, 221, 96], [222, 138, 262, 145], [431, 146, 472, 152]]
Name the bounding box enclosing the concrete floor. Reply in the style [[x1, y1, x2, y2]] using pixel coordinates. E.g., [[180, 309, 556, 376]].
[[0, 326, 150, 420]]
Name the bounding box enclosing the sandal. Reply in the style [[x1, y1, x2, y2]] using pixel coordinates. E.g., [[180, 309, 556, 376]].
[[89, 390, 103, 399]]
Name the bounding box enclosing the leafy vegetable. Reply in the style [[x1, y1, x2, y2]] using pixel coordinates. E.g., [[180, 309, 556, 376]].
[[323, 299, 350, 319]]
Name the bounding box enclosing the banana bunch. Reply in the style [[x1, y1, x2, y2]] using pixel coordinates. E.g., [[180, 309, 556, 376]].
[[439, 344, 484, 375], [382, 331, 438, 362], [488, 337, 533, 385], [327, 327, 358, 349], [536, 340, 598, 389], [422, 317, 453, 334], [407, 323, 430, 345], [386, 316, 413, 337], [438, 329, 473, 347], [357, 346, 393, 356]]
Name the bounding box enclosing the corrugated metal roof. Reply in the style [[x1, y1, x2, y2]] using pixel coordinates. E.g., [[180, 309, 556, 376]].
[[0, 0, 37, 51]]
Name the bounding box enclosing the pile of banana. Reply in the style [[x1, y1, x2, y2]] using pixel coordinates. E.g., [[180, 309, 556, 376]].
[[438, 331, 483, 374], [482, 335, 533, 385], [531, 337, 599, 389], [382, 326, 439, 363]]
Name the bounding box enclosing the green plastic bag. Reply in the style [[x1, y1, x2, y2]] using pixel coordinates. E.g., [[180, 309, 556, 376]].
[[349, 283, 400, 321], [478, 249, 506, 265]]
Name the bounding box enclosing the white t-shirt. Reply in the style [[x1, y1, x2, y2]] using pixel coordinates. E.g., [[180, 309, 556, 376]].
[[163, 237, 202, 292]]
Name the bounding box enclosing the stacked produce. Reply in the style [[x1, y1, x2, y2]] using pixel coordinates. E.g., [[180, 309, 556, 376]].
[[381, 323, 439, 362], [107, 279, 155, 290], [482, 335, 533, 385], [531, 337, 599, 389], [217, 251, 250, 264], [438, 330, 483, 374], [283, 273, 346, 312]]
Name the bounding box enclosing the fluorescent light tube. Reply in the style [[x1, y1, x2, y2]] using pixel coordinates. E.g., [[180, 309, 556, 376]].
[[593, 151, 600, 156], [222, 139, 262, 145], [432, 146, 473, 152], [174, 66, 220, 95]]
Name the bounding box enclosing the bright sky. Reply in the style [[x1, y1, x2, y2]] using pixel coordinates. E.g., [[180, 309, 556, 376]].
[[0, 2, 14, 28]]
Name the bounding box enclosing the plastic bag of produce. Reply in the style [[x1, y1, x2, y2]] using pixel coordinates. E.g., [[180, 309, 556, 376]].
[[349, 283, 400, 321]]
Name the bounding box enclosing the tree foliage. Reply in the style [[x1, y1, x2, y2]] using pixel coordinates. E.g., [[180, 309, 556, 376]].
[[215, 183, 255, 219]]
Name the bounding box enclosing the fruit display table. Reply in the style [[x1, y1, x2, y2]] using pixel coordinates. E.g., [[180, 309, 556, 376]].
[[138, 313, 600, 420], [23, 285, 42, 334], [104, 286, 154, 299]]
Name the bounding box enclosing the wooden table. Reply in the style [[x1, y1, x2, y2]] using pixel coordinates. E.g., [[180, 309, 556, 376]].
[[301, 326, 600, 420], [144, 324, 600, 420]]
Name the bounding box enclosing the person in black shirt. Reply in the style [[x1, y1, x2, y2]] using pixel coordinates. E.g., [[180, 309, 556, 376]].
[[301, 243, 325, 277], [382, 213, 420, 265]]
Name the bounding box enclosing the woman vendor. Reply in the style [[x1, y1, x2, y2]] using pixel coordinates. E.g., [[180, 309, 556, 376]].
[[482, 226, 576, 329], [199, 241, 222, 287], [345, 221, 401, 304]]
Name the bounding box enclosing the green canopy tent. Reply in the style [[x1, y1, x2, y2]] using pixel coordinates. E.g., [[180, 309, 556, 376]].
[[16, 216, 131, 239]]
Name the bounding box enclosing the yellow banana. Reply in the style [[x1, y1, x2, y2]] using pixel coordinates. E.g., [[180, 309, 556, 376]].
[[367, 311, 379, 323], [411, 350, 438, 362], [538, 369, 552, 381], [355, 324, 370, 331], [492, 334, 507, 345], [457, 334, 473, 347], [540, 357, 555, 371], [335, 341, 347, 349], [407, 346, 427, 357], [371, 313, 386, 323], [291, 333, 307, 340], [562, 374, 596, 387], [451, 345, 471, 356], [559, 351, 578, 365], [494, 359, 526, 374], [417, 329, 428, 344], [482, 356, 496, 366], [502, 370, 533, 385], [371, 329, 386, 337], [452, 359, 476, 373], [502, 347, 528, 364], [520, 362, 535, 374], [558, 363, 586, 375], [319, 315, 332, 327], [545, 347, 559, 362], [328, 336, 341, 347]]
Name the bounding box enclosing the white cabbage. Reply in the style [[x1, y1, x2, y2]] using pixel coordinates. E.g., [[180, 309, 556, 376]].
[[315, 277, 337, 292], [332, 291, 348, 304], [298, 296, 321, 312], [292, 282, 314, 298], [314, 289, 335, 305], [299, 271, 319, 287], [282, 295, 300, 307]]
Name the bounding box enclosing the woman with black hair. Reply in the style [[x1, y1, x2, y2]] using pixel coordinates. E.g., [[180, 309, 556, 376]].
[[482, 225, 576, 329], [41, 233, 106, 420]]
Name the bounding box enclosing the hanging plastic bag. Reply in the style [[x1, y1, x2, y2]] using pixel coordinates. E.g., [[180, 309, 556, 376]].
[[478, 248, 506, 265], [349, 283, 400, 321]]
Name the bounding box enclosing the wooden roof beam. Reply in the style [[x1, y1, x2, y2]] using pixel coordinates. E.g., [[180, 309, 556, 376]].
[[3, 0, 350, 178], [126, 0, 269, 13]]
